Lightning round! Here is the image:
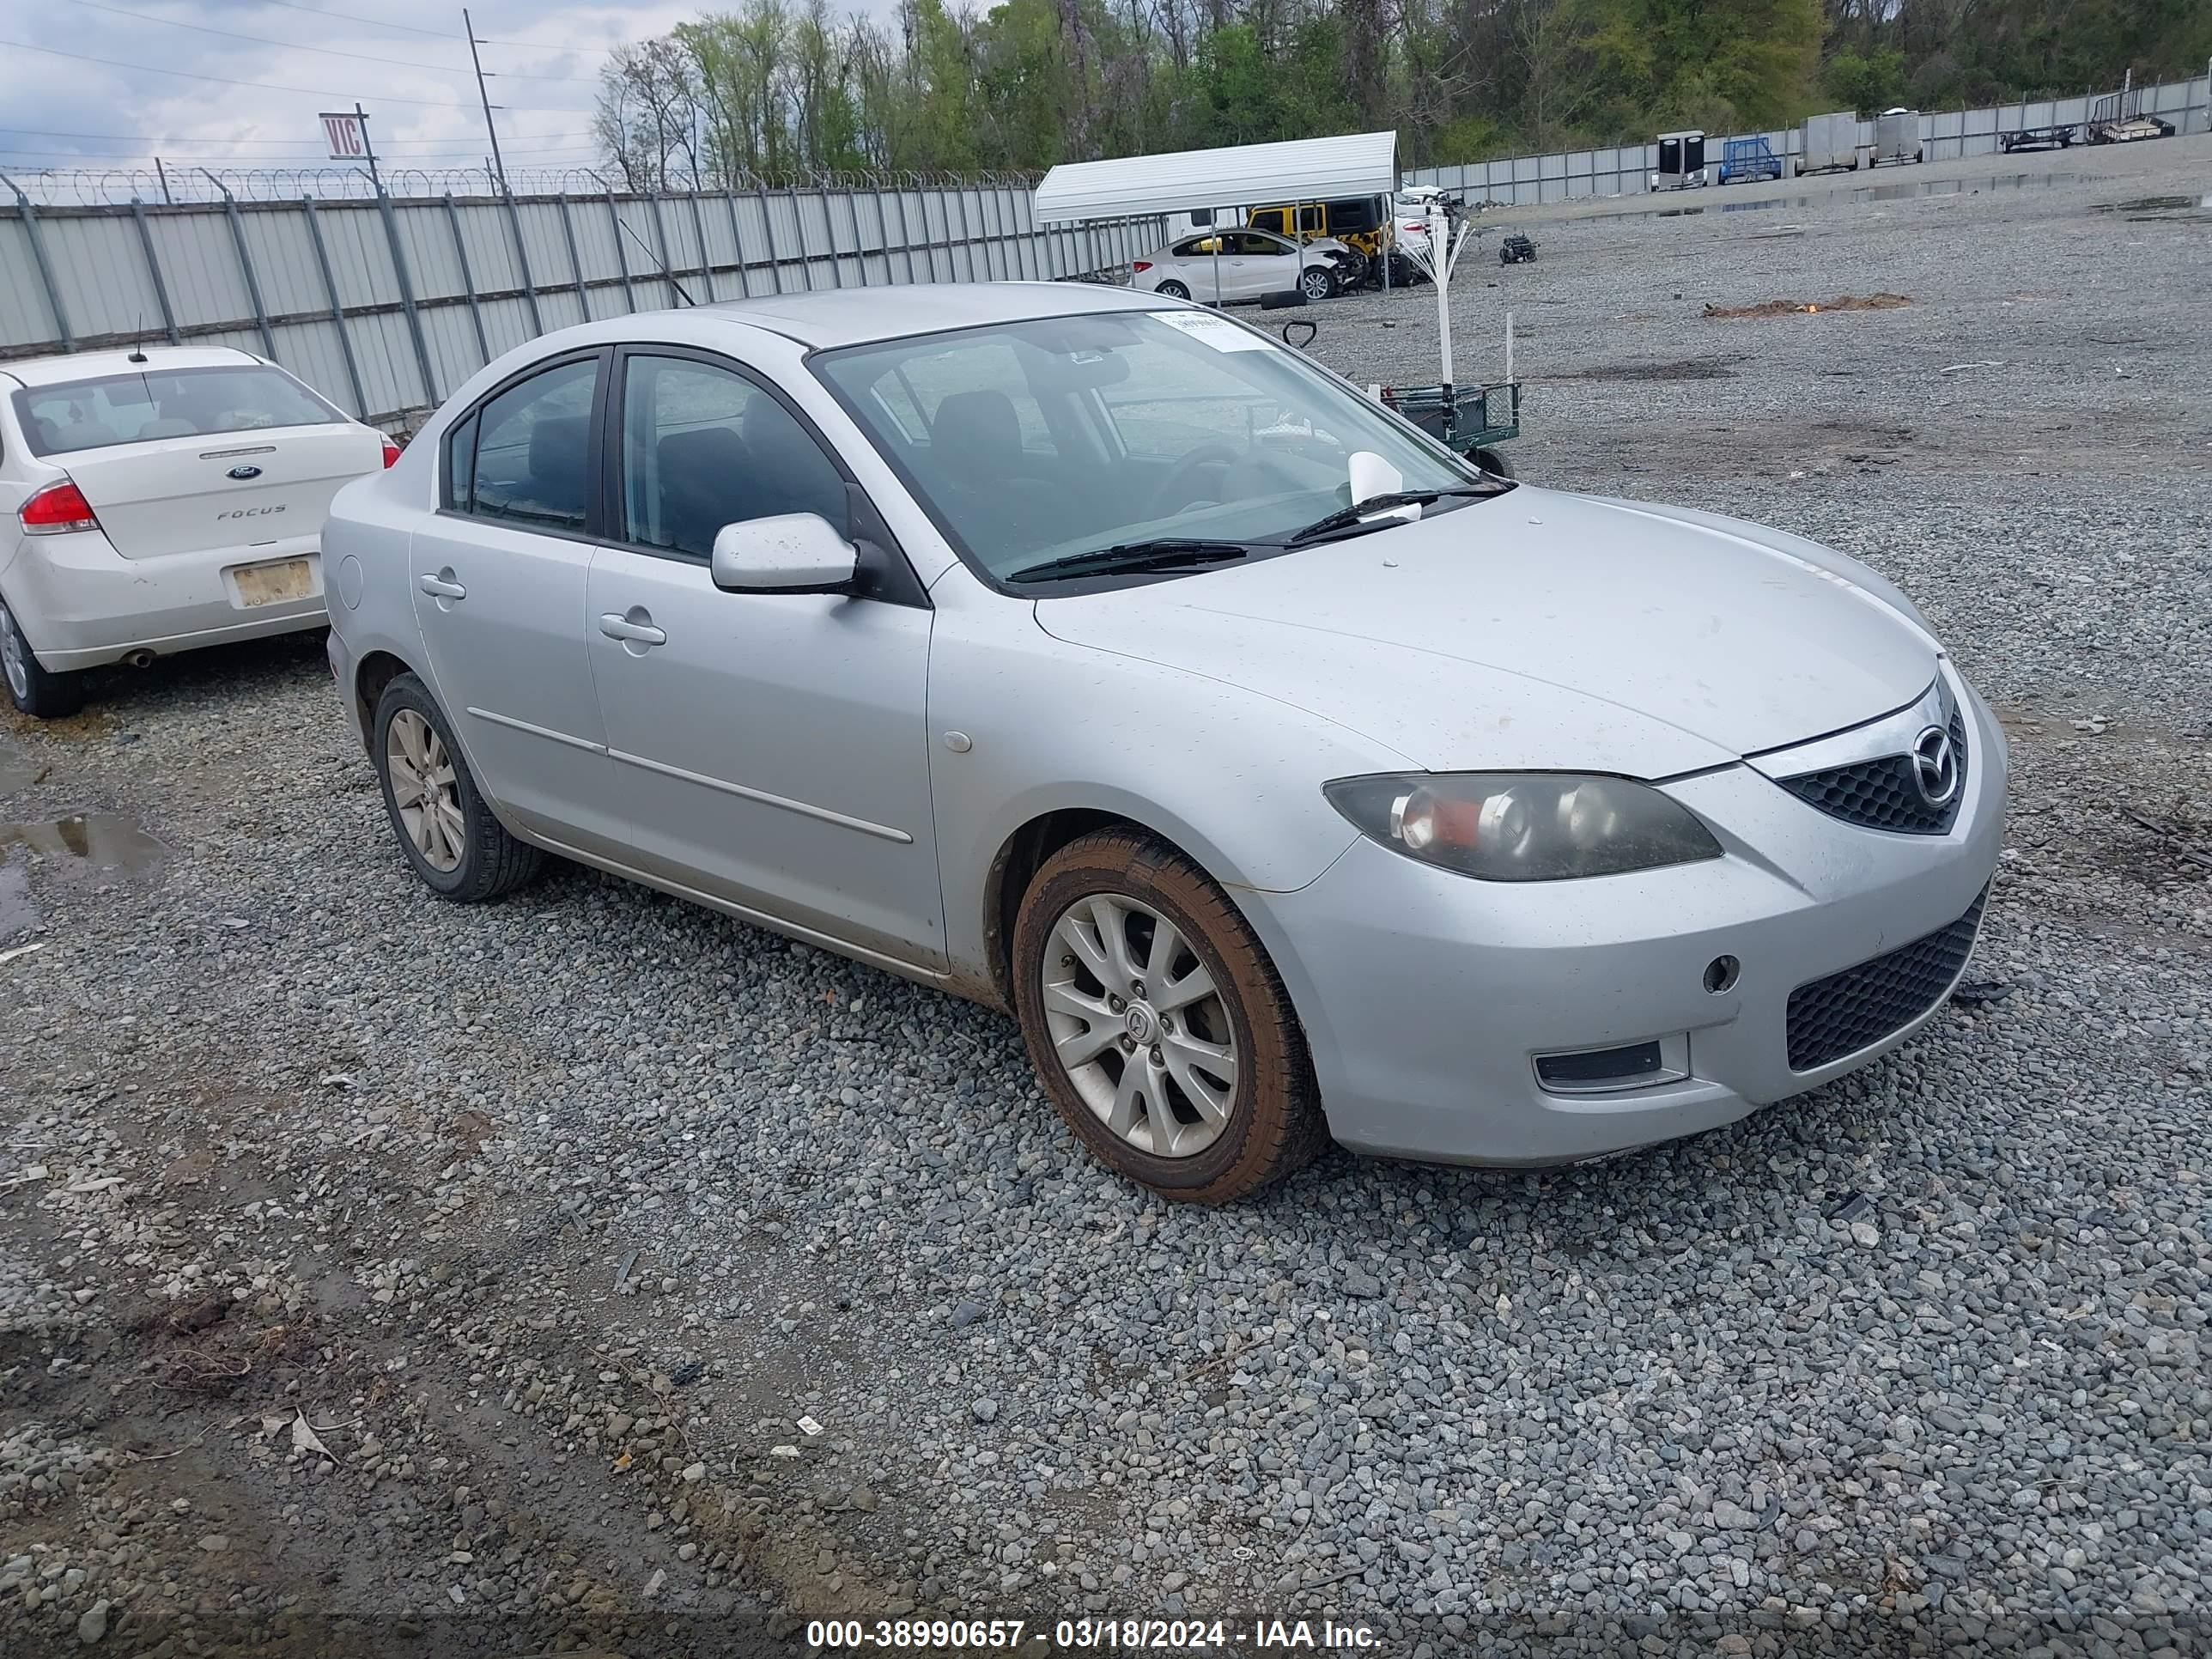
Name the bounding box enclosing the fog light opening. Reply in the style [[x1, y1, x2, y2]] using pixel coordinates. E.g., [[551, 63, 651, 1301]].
[[1703, 954, 1741, 995]]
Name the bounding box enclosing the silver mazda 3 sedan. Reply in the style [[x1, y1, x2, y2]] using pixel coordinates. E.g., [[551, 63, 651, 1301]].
[[322, 283, 2004, 1202]]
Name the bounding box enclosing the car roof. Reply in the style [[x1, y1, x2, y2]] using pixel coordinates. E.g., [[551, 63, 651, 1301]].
[[0, 344, 264, 388], [691, 282, 1170, 349]]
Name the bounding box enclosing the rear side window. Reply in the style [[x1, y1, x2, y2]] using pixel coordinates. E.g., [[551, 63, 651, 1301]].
[[12, 365, 342, 457], [449, 359, 598, 532]]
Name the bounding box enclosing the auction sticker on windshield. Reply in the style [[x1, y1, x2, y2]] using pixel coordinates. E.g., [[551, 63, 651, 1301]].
[[1148, 311, 1274, 351]]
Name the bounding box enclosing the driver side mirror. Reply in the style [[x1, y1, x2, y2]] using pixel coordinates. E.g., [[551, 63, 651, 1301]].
[[709, 513, 860, 595]]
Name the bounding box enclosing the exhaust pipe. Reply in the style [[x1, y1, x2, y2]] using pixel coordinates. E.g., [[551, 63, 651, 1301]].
[[121, 648, 155, 669]]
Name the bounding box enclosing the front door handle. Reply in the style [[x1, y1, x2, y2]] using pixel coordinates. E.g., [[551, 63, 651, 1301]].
[[418, 572, 467, 599], [599, 611, 667, 647]]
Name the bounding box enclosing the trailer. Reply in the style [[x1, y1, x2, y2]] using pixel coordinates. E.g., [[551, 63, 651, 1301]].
[[1870, 108, 1924, 167], [1650, 131, 1708, 190], [2000, 124, 2075, 152], [1796, 111, 1862, 175], [1717, 136, 1783, 184], [2086, 76, 2174, 143]]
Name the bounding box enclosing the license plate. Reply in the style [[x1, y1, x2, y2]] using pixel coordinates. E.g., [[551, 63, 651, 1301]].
[[232, 558, 313, 608]]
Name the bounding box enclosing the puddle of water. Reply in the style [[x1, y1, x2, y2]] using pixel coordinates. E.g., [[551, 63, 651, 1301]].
[[0, 813, 164, 873], [1589, 172, 2079, 222], [2095, 194, 2210, 212], [0, 865, 33, 940]]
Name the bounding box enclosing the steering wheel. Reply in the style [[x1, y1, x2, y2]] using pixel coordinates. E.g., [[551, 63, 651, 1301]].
[[1149, 443, 1243, 516]]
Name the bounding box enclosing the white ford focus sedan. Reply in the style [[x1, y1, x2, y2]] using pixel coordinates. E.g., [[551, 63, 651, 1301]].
[[322, 283, 2004, 1203], [0, 345, 392, 717]]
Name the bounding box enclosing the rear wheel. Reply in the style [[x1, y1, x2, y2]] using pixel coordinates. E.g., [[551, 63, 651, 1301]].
[[1469, 446, 1515, 479], [371, 672, 542, 901], [0, 593, 85, 720], [1012, 829, 1327, 1203], [1154, 280, 1189, 301]]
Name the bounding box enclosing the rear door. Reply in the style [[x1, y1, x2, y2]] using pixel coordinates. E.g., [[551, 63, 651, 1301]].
[[405, 349, 622, 851], [13, 364, 380, 559]]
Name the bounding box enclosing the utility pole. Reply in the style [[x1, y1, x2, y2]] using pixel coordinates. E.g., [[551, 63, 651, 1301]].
[[465, 9, 508, 193]]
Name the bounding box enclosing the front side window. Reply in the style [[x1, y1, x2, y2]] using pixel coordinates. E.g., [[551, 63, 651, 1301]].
[[814, 309, 1489, 583], [459, 358, 597, 532], [618, 355, 848, 558], [12, 365, 342, 457]]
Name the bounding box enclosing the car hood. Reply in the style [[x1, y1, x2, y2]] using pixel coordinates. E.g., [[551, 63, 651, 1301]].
[[1032, 486, 1941, 778]]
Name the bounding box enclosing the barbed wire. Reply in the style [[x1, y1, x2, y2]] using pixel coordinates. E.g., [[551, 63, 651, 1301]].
[[2, 163, 1050, 207]]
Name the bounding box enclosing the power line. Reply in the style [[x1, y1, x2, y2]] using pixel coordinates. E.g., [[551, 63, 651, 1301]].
[[62, 0, 603, 82], [0, 37, 592, 107], [236, 0, 617, 56], [0, 125, 599, 148]]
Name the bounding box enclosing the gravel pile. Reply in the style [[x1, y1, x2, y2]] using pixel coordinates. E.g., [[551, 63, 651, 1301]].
[[0, 137, 2207, 1656]]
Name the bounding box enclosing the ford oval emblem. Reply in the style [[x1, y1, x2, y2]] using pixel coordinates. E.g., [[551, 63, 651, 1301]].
[[227, 464, 263, 480]]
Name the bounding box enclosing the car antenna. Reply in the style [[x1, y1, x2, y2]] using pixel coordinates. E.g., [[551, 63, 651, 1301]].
[[127, 311, 149, 365]]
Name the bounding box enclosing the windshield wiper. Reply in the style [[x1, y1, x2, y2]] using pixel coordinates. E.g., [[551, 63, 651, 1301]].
[[1005, 538, 1253, 584], [1281, 484, 1510, 547]]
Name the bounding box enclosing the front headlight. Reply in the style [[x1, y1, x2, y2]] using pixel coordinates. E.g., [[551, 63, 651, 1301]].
[[1322, 773, 1723, 881]]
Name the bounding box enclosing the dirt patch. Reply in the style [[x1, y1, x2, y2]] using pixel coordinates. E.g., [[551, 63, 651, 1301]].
[[1703, 293, 1913, 319]]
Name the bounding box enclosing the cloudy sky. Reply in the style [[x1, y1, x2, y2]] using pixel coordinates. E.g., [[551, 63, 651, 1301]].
[[0, 0, 708, 183]]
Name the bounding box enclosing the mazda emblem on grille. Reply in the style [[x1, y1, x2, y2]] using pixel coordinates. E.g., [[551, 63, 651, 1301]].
[[1911, 725, 1959, 806]]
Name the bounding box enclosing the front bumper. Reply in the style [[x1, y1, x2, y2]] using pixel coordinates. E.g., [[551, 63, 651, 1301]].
[[4, 528, 326, 670], [1247, 673, 2007, 1166]]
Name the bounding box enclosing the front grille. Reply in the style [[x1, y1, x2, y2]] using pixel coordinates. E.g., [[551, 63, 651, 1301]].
[[1778, 706, 1968, 834], [1785, 886, 1988, 1072]]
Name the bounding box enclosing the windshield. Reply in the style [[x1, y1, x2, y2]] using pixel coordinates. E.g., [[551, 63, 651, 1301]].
[[811, 309, 1487, 583], [11, 365, 343, 458]]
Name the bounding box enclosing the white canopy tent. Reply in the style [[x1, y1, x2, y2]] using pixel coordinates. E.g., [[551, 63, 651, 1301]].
[[1032, 131, 1400, 225], [1034, 131, 1401, 307]]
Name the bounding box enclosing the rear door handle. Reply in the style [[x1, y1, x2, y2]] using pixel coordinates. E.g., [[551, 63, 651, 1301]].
[[599, 611, 667, 647], [418, 572, 466, 599]]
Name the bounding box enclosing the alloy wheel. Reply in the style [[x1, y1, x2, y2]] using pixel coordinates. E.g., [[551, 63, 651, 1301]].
[[1039, 892, 1239, 1158], [0, 600, 28, 702], [386, 708, 465, 873], [1301, 269, 1333, 300]]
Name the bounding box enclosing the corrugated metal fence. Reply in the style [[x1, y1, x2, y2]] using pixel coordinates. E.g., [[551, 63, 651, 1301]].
[[1406, 74, 2210, 203], [0, 183, 1161, 428]]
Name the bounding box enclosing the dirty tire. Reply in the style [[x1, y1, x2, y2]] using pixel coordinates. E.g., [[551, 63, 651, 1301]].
[[1012, 828, 1327, 1203], [372, 671, 543, 902], [0, 592, 86, 720]]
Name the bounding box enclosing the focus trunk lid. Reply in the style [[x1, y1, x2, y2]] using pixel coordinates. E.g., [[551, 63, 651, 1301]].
[[61, 426, 380, 560]]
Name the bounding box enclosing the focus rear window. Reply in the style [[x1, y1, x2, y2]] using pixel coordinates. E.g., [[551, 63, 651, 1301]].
[[11, 366, 342, 457]]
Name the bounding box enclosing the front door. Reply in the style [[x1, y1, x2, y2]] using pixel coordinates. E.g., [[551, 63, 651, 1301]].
[[583, 349, 945, 969], [408, 350, 622, 850]]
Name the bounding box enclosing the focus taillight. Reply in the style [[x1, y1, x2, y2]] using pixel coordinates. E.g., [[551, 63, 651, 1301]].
[[381, 438, 402, 469], [1131, 260, 1152, 272], [20, 479, 99, 536]]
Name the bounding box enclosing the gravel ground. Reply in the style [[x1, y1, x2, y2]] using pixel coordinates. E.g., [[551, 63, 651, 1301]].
[[2, 136, 2209, 1658]]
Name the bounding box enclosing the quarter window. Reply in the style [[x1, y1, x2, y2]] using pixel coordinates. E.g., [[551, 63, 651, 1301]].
[[454, 358, 598, 532], [618, 356, 848, 558]]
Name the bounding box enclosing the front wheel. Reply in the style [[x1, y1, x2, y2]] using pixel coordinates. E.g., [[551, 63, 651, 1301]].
[[372, 672, 542, 901], [1298, 267, 1334, 301], [1012, 829, 1327, 1203], [0, 593, 85, 720], [1153, 279, 1190, 301]]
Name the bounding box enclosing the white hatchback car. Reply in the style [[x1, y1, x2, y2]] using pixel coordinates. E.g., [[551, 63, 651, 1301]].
[[0, 345, 392, 717]]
